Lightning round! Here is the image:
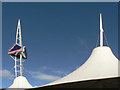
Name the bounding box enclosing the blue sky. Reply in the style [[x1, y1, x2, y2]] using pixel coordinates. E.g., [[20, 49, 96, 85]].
[[2, 2, 118, 88]]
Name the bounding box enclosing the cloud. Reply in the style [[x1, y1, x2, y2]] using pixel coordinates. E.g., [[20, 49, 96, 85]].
[[0, 69, 13, 79], [30, 71, 61, 81], [26, 66, 69, 82], [52, 70, 69, 76], [38, 66, 69, 76], [77, 37, 90, 52]]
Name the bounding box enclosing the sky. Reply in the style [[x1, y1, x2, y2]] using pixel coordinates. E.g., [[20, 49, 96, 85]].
[[1, 2, 118, 88]]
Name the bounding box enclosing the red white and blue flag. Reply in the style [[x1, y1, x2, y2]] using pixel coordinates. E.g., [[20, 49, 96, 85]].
[[8, 44, 27, 59]]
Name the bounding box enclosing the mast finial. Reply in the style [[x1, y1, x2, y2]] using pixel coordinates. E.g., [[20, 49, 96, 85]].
[[18, 19, 21, 27], [16, 18, 22, 46], [100, 13, 104, 47]]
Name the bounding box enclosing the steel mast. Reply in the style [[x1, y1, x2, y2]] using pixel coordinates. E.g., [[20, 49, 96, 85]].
[[8, 19, 24, 77], [100, 13, 104, 47], [15, 19, 23, 76]]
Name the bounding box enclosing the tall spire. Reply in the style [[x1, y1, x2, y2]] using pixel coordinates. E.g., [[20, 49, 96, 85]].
[[16, 19, 23, 76], [16, 19, 22, 46], [8, 19, 27, 77], [8, 19, 32, 88], [100, 13, 104, 47]]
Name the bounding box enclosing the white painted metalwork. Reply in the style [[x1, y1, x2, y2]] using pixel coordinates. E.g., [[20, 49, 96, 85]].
[[8, 19, 24, 77], [9, 19, 32, 88], [100, 13, 104, 47], [15, 57, 17, 77], [15, 19, 23, 77]]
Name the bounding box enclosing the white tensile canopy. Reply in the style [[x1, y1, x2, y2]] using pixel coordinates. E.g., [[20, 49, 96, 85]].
[[43, 46, 119, 87], [9, 76, 33, 88], [40, 13, 119, 87]]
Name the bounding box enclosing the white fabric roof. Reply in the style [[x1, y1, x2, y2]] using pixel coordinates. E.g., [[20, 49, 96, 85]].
[[9, 76, 33, 88], [42, 46, 119, 87]]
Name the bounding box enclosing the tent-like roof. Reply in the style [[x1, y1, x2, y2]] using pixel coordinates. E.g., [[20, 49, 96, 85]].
[[37, 13, 120, 88], [9, 76, 33, 88], [41, 46, 119, 87]]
